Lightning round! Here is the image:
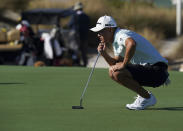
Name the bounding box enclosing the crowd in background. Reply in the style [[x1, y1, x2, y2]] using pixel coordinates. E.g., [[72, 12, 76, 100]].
[[15, 2, 90, 67]]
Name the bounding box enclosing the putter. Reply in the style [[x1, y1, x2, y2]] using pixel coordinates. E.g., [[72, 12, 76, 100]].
[[72, 53, 100, 109]]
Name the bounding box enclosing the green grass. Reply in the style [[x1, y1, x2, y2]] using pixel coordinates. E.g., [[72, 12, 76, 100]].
[[0, 66, 183, 131]]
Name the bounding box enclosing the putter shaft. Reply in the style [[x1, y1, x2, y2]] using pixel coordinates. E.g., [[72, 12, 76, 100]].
[[79, 53, 100, 107]]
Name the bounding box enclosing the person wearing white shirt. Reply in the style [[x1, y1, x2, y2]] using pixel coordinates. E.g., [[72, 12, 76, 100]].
[[90, 15, 169, 110]]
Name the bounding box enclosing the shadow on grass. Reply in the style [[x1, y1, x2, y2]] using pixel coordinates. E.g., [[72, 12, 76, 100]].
[[147, 107, 183, 111], [0, 82, 25, 85]]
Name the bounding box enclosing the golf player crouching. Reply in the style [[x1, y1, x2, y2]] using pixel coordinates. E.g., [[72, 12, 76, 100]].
[[90, 15, 169, 110]]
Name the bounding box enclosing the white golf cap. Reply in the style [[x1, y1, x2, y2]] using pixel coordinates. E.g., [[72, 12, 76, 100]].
[[90, 15, 117, 32]]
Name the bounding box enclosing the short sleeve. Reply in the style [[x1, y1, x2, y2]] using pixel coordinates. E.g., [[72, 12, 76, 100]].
[[113, 43, 119, 56], [118, 33, 130, 46], [113, 33, 130, 56]]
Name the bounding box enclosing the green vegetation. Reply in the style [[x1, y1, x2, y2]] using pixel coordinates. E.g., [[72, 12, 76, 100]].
[[28, 0, 177, 49], [0, 66, 183, 131], [0, 0, 180, 50], [168, 36, 183, 59], [0, 0, 29, 12]]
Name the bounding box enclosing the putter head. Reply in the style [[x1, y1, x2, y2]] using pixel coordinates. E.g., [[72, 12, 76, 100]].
[[72, 106, 84, 109]]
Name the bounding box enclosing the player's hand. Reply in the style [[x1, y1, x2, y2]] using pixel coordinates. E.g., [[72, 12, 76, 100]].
[[97, 43, 106, 55], [110, 62, 125, 72]]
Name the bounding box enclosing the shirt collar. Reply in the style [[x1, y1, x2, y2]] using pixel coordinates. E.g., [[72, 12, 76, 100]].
[[76, 10, 83, 15]]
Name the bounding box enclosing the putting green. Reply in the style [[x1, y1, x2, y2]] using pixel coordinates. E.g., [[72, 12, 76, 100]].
[[0, 66, 182, 131]]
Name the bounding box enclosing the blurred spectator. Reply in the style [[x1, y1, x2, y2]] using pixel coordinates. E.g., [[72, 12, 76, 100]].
[[68, 2, 90, 67], [16, 20, 43, 66]]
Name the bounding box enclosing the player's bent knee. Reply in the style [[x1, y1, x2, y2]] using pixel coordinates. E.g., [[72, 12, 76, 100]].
[[108, 68, 114, 79], [112, 70, 126, 82], [112, 71, 120, 81]]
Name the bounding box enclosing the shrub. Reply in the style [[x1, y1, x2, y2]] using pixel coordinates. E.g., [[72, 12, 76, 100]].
[[0, 0, 30, 12], [168, 36, 183, 59], [27, 0, 177, 49]]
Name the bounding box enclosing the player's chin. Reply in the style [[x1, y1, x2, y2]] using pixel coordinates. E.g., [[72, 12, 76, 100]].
[[100, 39, 105, 43], [102, 38, 109, 43]]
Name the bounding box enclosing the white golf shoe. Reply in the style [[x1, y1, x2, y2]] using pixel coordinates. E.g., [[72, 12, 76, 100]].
[[126, 93, 157, 110]]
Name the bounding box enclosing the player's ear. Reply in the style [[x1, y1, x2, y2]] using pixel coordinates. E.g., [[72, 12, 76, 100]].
[[109, 27, 113, 33], [109, 27, 115, 33]]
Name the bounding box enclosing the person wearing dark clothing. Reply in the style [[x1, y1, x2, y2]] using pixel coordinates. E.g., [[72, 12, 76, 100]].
[[68, 2, 90, 67], [16, 20, 43, 65], [20, 24, 36, 53]]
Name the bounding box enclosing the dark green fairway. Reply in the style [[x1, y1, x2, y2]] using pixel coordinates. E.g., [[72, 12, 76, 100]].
[[0, 66, 183, 131]]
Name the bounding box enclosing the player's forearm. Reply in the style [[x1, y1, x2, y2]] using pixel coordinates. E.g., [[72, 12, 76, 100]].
[[123, 38, 136, 67], [123, 54, 132, 67], [101, 52, 117, 66]]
